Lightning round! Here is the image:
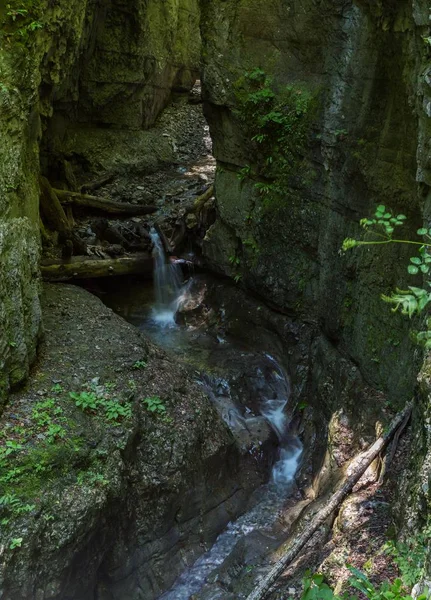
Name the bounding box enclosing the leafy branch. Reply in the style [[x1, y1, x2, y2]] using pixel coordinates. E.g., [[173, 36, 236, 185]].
[[343, 205, 431, 347]]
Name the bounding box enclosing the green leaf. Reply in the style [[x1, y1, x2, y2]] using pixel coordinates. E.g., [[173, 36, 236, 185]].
[[417, 228, 428, 236], [397, 214, 407, 220], [408, 266, 419, 275], [410, 257, 422, 265], [384, 213, 392, 219], [376, 205, 386, 213], [421, 264, 430, 274]]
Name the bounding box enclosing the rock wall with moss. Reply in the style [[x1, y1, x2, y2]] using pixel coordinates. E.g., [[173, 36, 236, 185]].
[[0, 0, 200, 406], [200, 0, 431, 405]]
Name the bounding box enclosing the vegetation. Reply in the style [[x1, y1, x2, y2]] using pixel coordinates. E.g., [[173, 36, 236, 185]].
[[299, 526, 431, 600], [343, 205, 431, 348], [69, 388, 132, 422], [233, 68, 317, 213], [0, 379, 133, 544], [1, 1, 43, 41], [143, 396, 166, 415]]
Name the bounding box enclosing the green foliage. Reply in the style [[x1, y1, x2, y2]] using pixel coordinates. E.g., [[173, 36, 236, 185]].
[[233, 68, 317, 213], [343, 205, 431, 347], [0, 379, 131, 527], [229, 255, 241, 266], [143, 396, 166, 415], [133, 360, 147, 370], [3, 1, 44, 41], [69, 390, 132, 422], [385, 525, 431, 588], [70, 391, 98, 412], [77, 470, 108, 487], [9, 537, 23, 549], [103, 400, 132, 422], [299, 567, 418, 600]]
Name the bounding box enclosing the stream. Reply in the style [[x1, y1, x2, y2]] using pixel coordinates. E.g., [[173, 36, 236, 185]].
[[95, 232, 303, 599]]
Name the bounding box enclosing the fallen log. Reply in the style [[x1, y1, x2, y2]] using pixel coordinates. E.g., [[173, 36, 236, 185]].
[[246, 401, 413, 600], [41, 253, 153, 281], [81, 173, 115, 194], [54, 189, 157, 216], [39, 176, 71, 235], [193, 184, 214, 213]]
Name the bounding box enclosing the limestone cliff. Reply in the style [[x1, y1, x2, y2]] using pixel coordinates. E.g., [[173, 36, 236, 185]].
[[200, 0, 431, 404], [0, 0, 200, 405]]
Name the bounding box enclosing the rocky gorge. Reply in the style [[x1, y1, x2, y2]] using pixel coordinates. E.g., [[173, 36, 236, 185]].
[[1, 0, 431, 599]]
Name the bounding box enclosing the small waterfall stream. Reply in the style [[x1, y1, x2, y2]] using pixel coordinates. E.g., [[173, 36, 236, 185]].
[[150, 229, 184, 325], [100, 233, 303, 600]]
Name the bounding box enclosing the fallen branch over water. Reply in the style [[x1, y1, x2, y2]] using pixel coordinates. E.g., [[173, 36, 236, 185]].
[[193, 184, 214, 213], [246, 401, 413, 600], [41, 253, 153, 281], [54, 189, 157, 216]]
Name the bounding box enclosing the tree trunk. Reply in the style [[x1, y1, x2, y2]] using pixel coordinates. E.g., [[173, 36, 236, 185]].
[[41, 253, 153, 281], [193, 184, 214, 213], [246, 402, 413, 600], [54, 189, 157, 216], [39, 176, 71, 235]]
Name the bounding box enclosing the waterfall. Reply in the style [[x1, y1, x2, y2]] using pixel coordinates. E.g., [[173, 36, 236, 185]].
[[159, 356, 302, 600], [150, 229, 183, 326], [260, 354, 303, 486]]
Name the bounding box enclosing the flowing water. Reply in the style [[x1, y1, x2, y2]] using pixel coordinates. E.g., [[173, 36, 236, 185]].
[[97, 232, 303, 599], [150, 229, 184, 326]]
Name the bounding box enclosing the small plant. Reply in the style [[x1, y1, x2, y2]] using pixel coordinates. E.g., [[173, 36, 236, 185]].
[[46, 424, 66, 444], [77, 471, 108, 486], [0, 441, 23, 462], [51, 383, 63, 393], [103, 400, 132, 422], [238, 165, 252, 181], [69, 389, 131, 422], [69, 391, 98, 412], [6, 6, 28, 20], [133, 360, 147, 370], [143, 396, 166, 414], [9, 537, 23, 549], [229, 255, 241, 266], [0, 493, 21, 510]]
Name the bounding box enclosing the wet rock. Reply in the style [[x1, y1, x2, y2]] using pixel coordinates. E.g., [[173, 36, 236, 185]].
[[0, 284, 270, 600]]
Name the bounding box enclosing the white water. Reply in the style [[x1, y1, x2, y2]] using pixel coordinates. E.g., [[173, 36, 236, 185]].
[[150, 229, 184, 326], [145, 250, 302, 599], [159, 356, 302, 600]]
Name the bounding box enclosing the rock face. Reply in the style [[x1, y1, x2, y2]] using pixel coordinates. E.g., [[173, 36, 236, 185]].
[[200, 0, 431, 405], [0, 0, 200, 405], [0, 285, 270, 600]]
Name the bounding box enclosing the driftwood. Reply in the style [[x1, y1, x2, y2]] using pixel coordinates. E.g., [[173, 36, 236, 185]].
[[54, 189, 157, 216], [81, 173, 115, 194], [193, 184, 214, 213], [154, 222, 173, 254], [39, 176, 71, 235], [41, 253, 153, 281], [246, 402, 413, 600], [378, 406, 411, 484]]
